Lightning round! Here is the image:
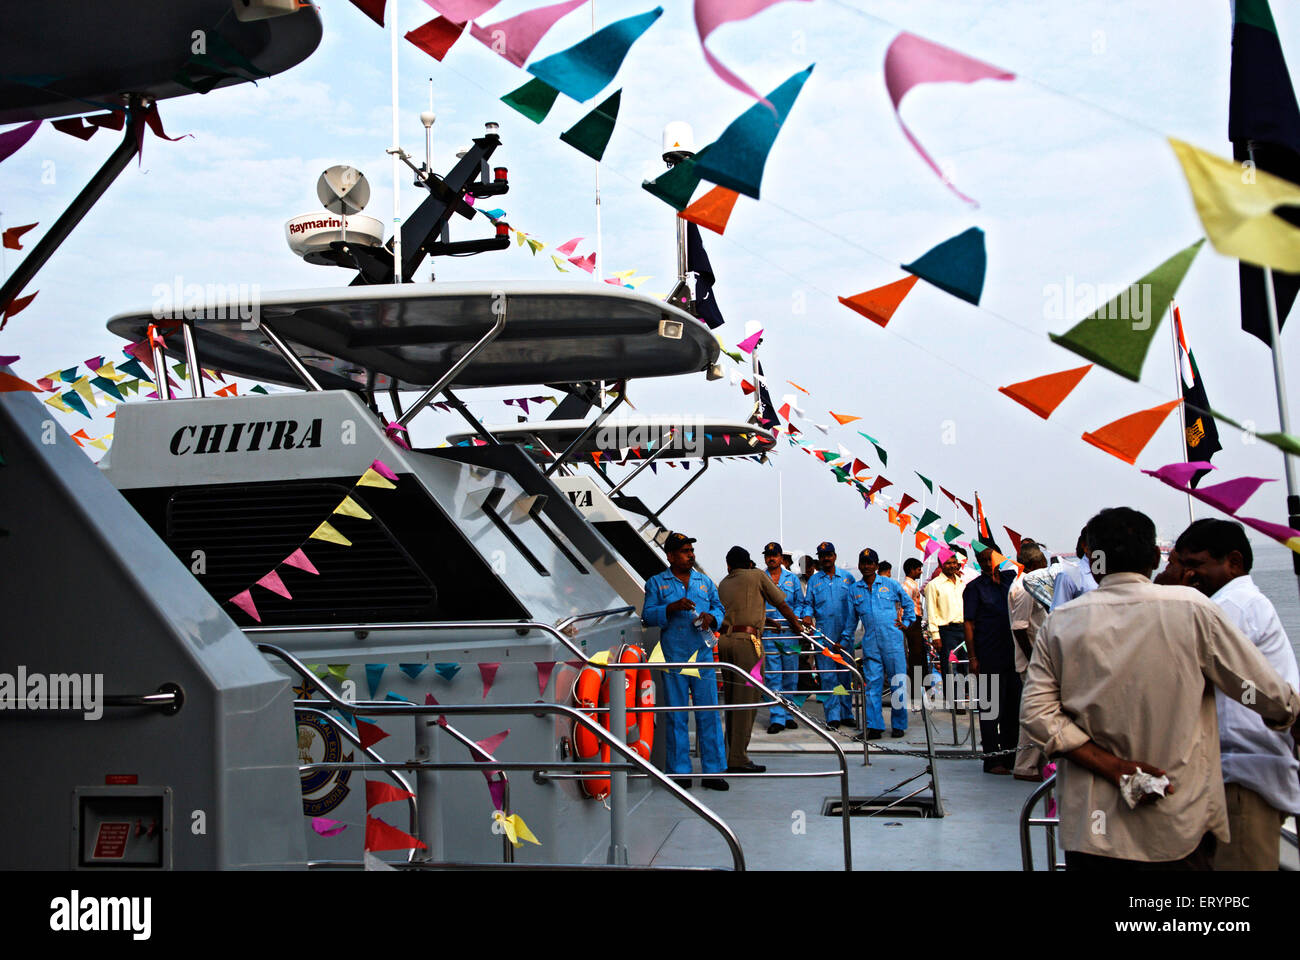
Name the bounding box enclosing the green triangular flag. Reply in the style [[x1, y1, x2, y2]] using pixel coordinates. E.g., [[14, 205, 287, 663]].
[[250, 384, 269, 395], [902, 227, 986, 305], [172, 362, 188, 381], [502, 77, 560, 124], [1258, 431, 1300, 457], [943, 524, 963, 544], [915, 472, 933, 494], [969, 539, 990, 555], [90, 376, 123, 401], [831, 465, 850, 482], [559, 89, 621, 162], [857, 431, 887, 465], [642, 144, 712, 211], [915, 508, 942, 531], [1048, 239, 1204, 382]]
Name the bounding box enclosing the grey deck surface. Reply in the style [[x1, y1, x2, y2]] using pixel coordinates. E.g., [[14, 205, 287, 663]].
[[622, 703, 1044, 871]]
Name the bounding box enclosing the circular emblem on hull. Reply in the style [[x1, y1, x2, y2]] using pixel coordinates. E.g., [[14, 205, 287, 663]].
[[297, 713, 353, 816]]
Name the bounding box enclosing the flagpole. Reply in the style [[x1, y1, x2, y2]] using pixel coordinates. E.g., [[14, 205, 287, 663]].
[[592, 2, 602, 284], [1170, 302, 1194, 524], [389, 0, 403, 284], [1250, 142, 1300, 593]]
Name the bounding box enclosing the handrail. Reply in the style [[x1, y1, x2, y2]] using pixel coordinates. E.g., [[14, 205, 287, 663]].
[[257, 641, 746, 871], [1018, 773, 1059, 871], [397, 299, 508, 428], [544, 381, 628, 477], [0, 684, 184, 717]]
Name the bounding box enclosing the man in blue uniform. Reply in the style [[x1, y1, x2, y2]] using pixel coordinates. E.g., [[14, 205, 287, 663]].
[[760, 541, 805, 734], [802, 541, 859, 729], [847, 548, 916, 739], [641, 532, 728, 790]]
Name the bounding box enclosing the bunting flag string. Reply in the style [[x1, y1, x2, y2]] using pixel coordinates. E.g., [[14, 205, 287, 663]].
[[223, 459, 400, 623]]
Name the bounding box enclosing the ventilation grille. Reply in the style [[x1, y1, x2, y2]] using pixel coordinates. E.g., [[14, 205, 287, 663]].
[[166, 482, 436, 624]]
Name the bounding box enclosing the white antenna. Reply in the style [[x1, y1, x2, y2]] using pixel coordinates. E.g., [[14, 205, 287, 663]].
[[592, 2, 603, 283], [389, 0, 403, 283]]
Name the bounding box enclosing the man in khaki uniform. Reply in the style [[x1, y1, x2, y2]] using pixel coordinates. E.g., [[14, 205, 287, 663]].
[[717, 546, 805, 773]]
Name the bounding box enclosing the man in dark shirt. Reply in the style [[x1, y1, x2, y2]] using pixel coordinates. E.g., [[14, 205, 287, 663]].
[[964, 547, 1019, 774]]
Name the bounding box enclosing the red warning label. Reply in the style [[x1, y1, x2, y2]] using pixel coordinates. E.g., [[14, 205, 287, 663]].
[[92, 821, 131, 859]]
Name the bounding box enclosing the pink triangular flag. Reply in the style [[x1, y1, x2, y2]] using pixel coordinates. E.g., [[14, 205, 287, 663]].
[[311, 817, 348, 837], [228, 589, 261, 622], [1142, 461, 1215, 490], [748, 658, 763, 683], [883, 32, 1016, 206], [737, 329, 763, 353], [488, 777, 507, 811], [471, 728, 510, 775], [469, 0, 587, 67], [1191, 476, 1273, 516], [923, 538, 942, 559], [536, 661, 556, 696], [695, 0, 813, 107], [568, 252, 596, 273], [256, 569, 292, 599], [936, 546, 954, 563], [371, 458, 399, 482], [283, 548, 319, 575], [555, 236, 583, 257], [479, 662, 501, 699]]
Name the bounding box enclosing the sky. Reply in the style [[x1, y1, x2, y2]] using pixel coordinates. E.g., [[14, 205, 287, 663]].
[[5, 0, 1300, 579]]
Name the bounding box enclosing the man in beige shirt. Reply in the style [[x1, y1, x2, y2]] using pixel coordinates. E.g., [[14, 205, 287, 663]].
[[1022, 507, 1300, 869], [1008, 543, 1051, 781], [716, 546, 805, 773]]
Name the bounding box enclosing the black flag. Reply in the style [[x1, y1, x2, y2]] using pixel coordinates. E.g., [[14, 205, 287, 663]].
[[1174, 306, 1223, 487], [686, 222, 725, 329], [1229, 0, 1300, 343]]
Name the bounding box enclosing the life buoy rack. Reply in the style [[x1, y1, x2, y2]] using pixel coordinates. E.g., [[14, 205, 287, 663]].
[[572, 644, 655, 800]]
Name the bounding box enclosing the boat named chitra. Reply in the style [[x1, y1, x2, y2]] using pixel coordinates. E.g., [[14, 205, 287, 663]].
[[1, 0, 1296, 884]]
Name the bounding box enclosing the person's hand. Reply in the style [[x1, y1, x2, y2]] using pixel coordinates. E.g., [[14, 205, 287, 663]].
[[667, 598, 695, 614], [969, 654, 979, 674], [698, 612, 716, 631], [1111, 758, 1174, 800], [801, 616, 814, 628]]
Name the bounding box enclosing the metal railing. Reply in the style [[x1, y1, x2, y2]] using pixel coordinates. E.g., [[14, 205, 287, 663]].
[[257, 636, 747, 870], [1019, 773, 1061, 871], [251, 605, 857, 869]]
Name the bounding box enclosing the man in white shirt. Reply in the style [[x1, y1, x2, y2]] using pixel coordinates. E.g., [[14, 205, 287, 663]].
[[1174, 518, 1300, 870], [1022, 507, 1300, 869]]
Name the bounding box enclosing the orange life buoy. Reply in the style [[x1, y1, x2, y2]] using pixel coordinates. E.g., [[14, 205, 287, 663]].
[[572, 644, 656, 799]]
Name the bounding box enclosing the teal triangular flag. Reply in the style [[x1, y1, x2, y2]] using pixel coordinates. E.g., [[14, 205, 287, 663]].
[[385, 691, 413, 703], [502, 77, 560, 124], [435, 662, 461, 681], [365, 663, 387, 700], [642, 144, 712, 210], [915, 508, 942, 531], [857, 432, 888, 466], [61, 366, 79, 383], [62, 390, 92, 419], [943, 524, 963, 544], [969, 539, 990, 555], [528, 7, 663, 102], [117, 357, 147, 380], [559, 89, 621, 161], [250, 384, 268, 395], [902, 227, 986, 305], [90, 376, 123, 401], [915, 472, 933, 494], [1047, 239, 1204, 382], [399, 663, 428, 680], [693, 65, 815, 200]]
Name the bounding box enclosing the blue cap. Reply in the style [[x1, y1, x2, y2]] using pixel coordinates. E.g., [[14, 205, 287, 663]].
[[816, 541, 836, 556]]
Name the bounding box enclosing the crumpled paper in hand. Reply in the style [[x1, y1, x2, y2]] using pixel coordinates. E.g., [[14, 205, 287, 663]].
[[1118, 768, 1170, 809]]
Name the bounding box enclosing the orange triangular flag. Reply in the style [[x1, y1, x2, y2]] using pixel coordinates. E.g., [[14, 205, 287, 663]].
[[0, 371, 41, 392], [365, 780, 415, 810], [837, 275, 920, 327], [679, 186, 740, 235], [1081, 398, 1183, 465], [829, 411, 861, 425], [998, 364, 1093, 419], [787, 381, 810, 394], [915, 531, 931, 550]]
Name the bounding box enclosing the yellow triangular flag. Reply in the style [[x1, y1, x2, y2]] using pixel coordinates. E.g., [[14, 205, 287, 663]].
[[309, 520, 352, 546], [625, 275, 651, 289], [492, 810, 517, 845], [681, 649, 700, 679], [613, 269, 637, 279], [508, 813, 541, 846], [550, 254, 569, 272], [357, 467, 396, 490], [88, 438, 108, 451], [71, 376, 97, 408], [326, 664, 349, 682], [588, 649, 611, 666], [831, 684, 849, 696], [333, 496, 372, 520], [1168, 137, 1300, 272], [95, 362, 125, 382], [648, 642, 665, 663], [44, 394, 72, 414]]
